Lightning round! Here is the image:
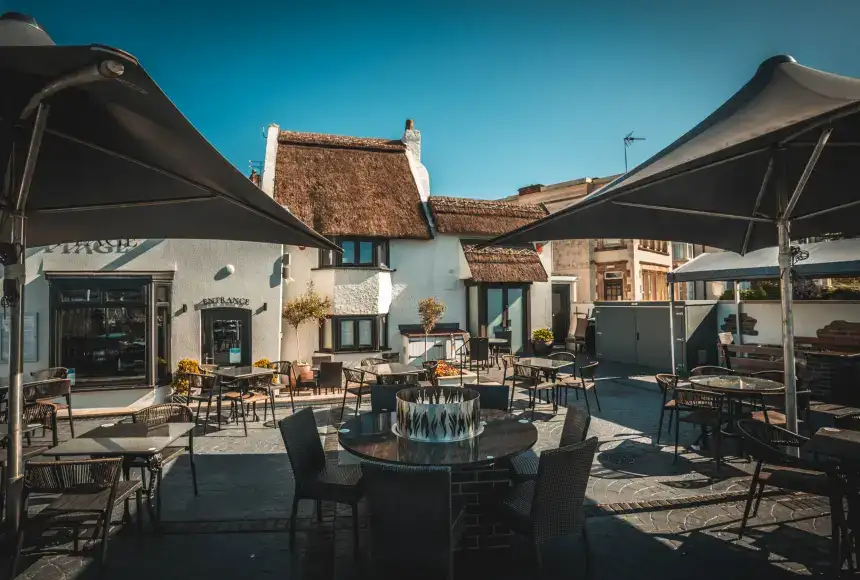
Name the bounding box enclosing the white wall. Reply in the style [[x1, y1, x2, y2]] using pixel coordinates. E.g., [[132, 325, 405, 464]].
[[0, 239, 284, 378], [715, 300, 860, 345], [530, 243, 553, 333]]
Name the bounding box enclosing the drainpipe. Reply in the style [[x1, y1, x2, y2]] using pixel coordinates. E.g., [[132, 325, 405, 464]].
[[734, 281, 743, 346]]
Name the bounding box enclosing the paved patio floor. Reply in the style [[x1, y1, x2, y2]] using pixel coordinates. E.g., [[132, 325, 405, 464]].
[[6, 360, 839, 579]]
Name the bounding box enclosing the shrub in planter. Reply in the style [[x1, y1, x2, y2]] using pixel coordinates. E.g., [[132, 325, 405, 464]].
[[254, 358, 278, 384], [171, 358, 200, 402], [531, 328, 554, 356]]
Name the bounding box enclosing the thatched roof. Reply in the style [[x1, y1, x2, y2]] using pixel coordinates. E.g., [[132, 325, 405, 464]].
[[462, 242, 548, 283], [273, 131, 431, 239], [429, 197, 548, 236]]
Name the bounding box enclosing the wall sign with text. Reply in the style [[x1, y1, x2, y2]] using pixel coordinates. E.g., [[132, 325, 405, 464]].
[[44, 239, 140, 255], [198, 297, 251, 309]]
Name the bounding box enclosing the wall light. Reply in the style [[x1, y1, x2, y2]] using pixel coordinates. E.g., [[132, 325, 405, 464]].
[[225, 264, 235, 275]]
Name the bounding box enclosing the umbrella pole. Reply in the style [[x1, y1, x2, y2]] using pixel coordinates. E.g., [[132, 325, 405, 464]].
[[4, 104, 49, 532], [668, 282, 676, 374], [778, 222, 798, 433]]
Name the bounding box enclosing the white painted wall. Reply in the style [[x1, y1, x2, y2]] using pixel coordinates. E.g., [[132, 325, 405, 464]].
[[0, 239, 284, 378], [530, 244, 553, 333], [715, 300, 860, 345]]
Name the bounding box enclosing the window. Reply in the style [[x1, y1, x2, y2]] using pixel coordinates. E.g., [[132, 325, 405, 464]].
[[319, 237, 389, 268], [597, 239, 623, 250], [604, 279, 623, 301], [672, 242, 693, 261], [320, 314, 389, 353]]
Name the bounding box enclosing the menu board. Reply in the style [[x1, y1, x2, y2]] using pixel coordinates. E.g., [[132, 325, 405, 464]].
[[1, 313, 39, 362]]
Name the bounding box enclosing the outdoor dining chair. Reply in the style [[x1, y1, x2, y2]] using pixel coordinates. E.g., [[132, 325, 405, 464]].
[[340, 367, 370, 420], [29, 366, 68, 380], [361, 461, 465, 579], [516, 363, 557, 420], [549, 350, 577, 382], [279, 409, 363, 558], [655, 373, 679, 445], [421, 360, 439, 387], [467, 383, 510, 412], [570, 317, 589, 353], [735, 419, 831, 540], [186, 371, 222, 434], [315, 361, 343, 395], [24, 377, 75, 440], [673, 388, 726, 470], [509, 405, 592, 483], [559, 361, 602, 414], [499, 437, 599, 575], [370, 384, 401, 413], [131, 403, 198, 521], [270, 360, 297, 412], [689, 365, 736, 376], [2, 401, 61, 447], [10, 457, 142, 579]]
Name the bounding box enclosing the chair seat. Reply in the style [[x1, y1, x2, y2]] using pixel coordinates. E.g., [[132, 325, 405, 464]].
[[751, 410, 787, 425], [532, 381, 556, 391], [346, 386, 371, 396], [555, 372, 575, 380], [508, 450, 539, 482], [760, 465, 830, 496], [244, 393, 270, 404], [679, 409, 723, 427], [664, 399, 677, 409], [188, 391, 220, 402], [559, 377, 594, 389], [29, 480, 142, 527], [114, 480, 144, 503], [223, 391, 244, 400], [303, 463, 363, 502], [499, 479, 535, 534]]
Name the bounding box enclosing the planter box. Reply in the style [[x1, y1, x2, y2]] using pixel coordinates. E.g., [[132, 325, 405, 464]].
[[438, 370, 478, 387]]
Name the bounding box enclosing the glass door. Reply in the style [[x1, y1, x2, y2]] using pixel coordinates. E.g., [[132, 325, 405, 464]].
[[487, 288, 505, 338], [201, 308, 251, 366], [478, 285, 529, 354], [506, 288, 524, 354]]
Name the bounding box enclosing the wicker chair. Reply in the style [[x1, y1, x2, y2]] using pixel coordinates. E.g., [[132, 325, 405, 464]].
[[690, 365, 735, 376], [655, 373, 679, 444], [467, 383, 510, 412], [25, 377, 75, 440], [559, 361, 602, 414], [735, 419, 831, 539], [499, 437, 599, 572], [673, 387, 726, 470], [1, 401, 61, 447], [10, 457, 142, 578], [29, 366, 68, 380], [131, 403, 198, 520], [186, 371, 223, 434], [278, 409, 363, 557], [361, 460, 465, 579], [509, 405, 591, 482], [340, 368, 370, 420]]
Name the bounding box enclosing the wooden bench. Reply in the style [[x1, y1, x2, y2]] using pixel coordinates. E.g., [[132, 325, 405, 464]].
[[719, 343, 783, 373]]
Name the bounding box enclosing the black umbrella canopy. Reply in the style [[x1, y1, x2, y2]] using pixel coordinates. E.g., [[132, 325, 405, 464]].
[[0, 14, 338, 250], [486, 55, 860, 253]]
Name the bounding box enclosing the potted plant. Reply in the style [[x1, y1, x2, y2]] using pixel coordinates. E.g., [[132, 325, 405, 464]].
[[418, 297, 446, 364], [282, 282, 332, 388], [531, 328, 554, 356], [253, 358, 277, 384], [171, 358, 200, 403]]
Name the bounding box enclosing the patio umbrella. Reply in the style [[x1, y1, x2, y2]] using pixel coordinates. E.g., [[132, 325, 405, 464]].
[[0, 13, 338, 531], [483, 54, 860, 434]]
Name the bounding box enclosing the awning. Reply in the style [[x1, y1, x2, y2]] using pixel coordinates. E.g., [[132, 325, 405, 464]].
[[669, 238, 860, 283], [462, 242, 547, 283]]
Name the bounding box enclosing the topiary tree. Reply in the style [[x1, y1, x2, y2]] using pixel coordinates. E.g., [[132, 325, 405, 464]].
[[418, 297, 446, 363], [282, 282, 332, 363]]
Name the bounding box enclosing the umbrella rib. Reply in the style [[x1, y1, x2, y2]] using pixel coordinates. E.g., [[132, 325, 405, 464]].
[[782, 128, 832, 220], [740, 156, 775, 255], [792, 198, 860, 222], [33, 195, 213, 213], [611, 201, 774, 223]]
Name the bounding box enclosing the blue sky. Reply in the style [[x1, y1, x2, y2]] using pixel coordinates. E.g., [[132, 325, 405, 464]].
[[9, 0, 860, 198]]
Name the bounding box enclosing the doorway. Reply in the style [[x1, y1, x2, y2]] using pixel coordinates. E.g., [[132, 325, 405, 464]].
[[201, 308, 251, 366], [478, 284, 530, 354], [551, 284, 571, 345]]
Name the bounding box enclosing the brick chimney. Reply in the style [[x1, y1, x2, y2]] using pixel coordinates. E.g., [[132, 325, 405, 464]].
[[518, 184, 545, 196], [402, 118, 421, 163]]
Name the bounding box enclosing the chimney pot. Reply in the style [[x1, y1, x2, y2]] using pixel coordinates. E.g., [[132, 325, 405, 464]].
[[405, 119, 414, 131]]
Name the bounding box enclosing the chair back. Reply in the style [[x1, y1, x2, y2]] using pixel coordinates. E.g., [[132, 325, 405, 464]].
[[318, 361, 344, 389], [514, 363, 541, 384], [133, 403, 193, 426], [573, 317, 589, 339], [549, 351, 576, 374], [422, 360, 439, 387], [23, 378, 70, 402], [186, 372, 217, 393], [468, 384, 510, 412], [361, 461, 454, 576], [343, 367, 366, 386], [532, 437, 598, 547], [361, 357, 387, 367], [24, 457, 121, 495], [278, 408, 326, 484], [30, 367, 68, 381], [655, 373, 678, 395], [494, 329, 512, 343], [736, 419, 812, 468], [371, 384, 401, 412], [559, 406, 591, 446], [751, 370, 784, 383], [312, 355, 333, 368], [674, 387, 724, 411], [468, 336, 490, 363], [690, 365, 734, 377], [578, 361, 599, 381]]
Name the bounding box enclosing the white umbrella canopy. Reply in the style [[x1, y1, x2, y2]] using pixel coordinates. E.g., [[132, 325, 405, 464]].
[[0, 12, 337, 531], [484, 55, 860, 437]]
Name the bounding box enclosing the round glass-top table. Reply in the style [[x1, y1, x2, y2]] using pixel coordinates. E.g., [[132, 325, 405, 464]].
[[338, 410, 538, 467], [688, 374, 784, 394]]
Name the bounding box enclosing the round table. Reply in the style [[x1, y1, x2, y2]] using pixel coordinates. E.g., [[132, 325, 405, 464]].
[[688, 374, 784, 394], [338, 410, 538, 467]]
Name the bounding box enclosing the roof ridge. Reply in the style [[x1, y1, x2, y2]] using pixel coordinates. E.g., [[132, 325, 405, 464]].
[[278, 130, 406, 152]]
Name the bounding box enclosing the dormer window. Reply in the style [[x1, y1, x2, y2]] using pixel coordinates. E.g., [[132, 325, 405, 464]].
[[319, 237, 390, 268]]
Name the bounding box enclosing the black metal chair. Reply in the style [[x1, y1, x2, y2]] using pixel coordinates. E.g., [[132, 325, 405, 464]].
[[314, 361, 344, 395], [131, 403, 198, 521], [361, 460, 464, 579], [371, 384, 401, 413], [10, 457, 142, 578], [187, 371, 223, 434], [270, 360, 296, 412], [340, 368, 370, 420], [493, 329, 512, 367], [655, 373, 678, 445], [510, 405, 592, 482], [516, 364, 558, 419], [467, 383, 510, 412], [278, 409, 363, 557], [735, 419, 831, 539], [549, 351, 577, 381], [690, 365, 736, 376], [499, 437, 599, 573], [673, 387, 726, 470], [422, 360, 440, 387], [560, 361, 602, 414], [221, 377, 257, 436]]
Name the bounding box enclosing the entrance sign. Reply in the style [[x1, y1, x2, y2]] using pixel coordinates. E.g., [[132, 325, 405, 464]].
[[229, 348, 241, 364]]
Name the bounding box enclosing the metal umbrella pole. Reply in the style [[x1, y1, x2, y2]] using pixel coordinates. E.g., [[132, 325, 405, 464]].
[[3, 61, 123, 533], [668, 281, 676, 374]]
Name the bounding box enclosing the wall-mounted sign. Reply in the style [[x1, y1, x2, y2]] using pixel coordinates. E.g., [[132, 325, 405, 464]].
[[229, 347, 241, 364], [44, 239, 140, 255], [198, 297, 251, 309]]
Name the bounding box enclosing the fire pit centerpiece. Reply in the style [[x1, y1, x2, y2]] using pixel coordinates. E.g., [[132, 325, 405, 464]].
[[395, 386, 481, 443]]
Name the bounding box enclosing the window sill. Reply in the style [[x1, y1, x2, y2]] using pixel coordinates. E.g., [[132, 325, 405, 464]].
[[595, 246, 625, 251], [316, 348, 391, 355], [312, 266, 396, 273], [637, 246, 670, 255]]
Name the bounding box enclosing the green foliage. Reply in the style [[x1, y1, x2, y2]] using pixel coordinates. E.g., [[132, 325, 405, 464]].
[[171, 358, 199, 395], [283, 282, 332, 362], [418, 297, 446, 335], [532, 327, 554, 342]]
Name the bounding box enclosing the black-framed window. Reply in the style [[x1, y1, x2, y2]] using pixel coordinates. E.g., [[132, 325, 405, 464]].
[[319, 237, 389, 268], [319, 314, 388, 353]]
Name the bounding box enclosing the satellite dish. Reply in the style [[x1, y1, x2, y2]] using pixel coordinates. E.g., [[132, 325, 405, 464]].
[[0, 12, 55, 46]]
